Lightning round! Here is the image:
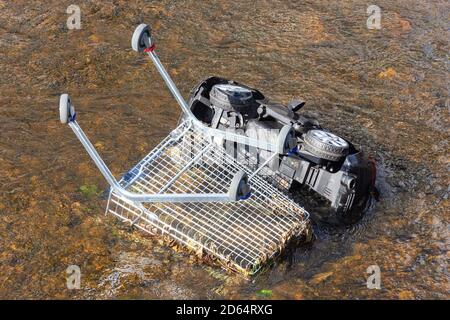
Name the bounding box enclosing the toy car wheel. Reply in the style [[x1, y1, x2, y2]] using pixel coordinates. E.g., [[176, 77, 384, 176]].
[[303, 129, 349, 162]]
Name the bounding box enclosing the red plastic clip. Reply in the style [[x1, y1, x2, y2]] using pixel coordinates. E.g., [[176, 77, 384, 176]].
[[143, 44, 156, 53]]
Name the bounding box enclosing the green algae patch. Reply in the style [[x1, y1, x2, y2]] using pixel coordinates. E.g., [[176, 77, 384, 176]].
[[256, 289, 272, 298], [79, 184, 101, 199]]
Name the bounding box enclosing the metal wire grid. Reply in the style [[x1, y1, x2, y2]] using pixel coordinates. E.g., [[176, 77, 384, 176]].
[[231, 144, 294, 194], [106, 121, 309, 275]]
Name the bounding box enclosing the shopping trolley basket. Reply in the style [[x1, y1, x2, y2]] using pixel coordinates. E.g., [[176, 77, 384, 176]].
[[58, 23, 311, 275]]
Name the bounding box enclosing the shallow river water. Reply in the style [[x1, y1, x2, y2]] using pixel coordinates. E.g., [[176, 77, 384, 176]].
[[0, 0, 448, 299]]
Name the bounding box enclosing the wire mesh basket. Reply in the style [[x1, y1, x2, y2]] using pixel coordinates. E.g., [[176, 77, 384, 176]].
[[106, 121, 309, 275]]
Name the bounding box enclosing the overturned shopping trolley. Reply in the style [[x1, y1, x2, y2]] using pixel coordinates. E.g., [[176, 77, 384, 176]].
[[59, 23, 311, 276]]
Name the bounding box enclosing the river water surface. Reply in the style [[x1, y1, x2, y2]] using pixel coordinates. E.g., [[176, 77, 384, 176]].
[[0, 0, 448, 299]]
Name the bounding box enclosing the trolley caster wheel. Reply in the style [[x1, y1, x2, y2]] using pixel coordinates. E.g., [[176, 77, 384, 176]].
[[277, 125, 296, 154], [59, 94, 76, 124], [131, 24, 152, 53], [229, 171, 251, 201]]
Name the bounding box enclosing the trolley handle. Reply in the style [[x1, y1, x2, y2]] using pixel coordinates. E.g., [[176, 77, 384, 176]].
[[59, 94, 250, 203]]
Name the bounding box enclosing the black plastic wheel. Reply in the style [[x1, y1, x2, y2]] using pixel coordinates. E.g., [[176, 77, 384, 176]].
[[303, 129, 349, 162]]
